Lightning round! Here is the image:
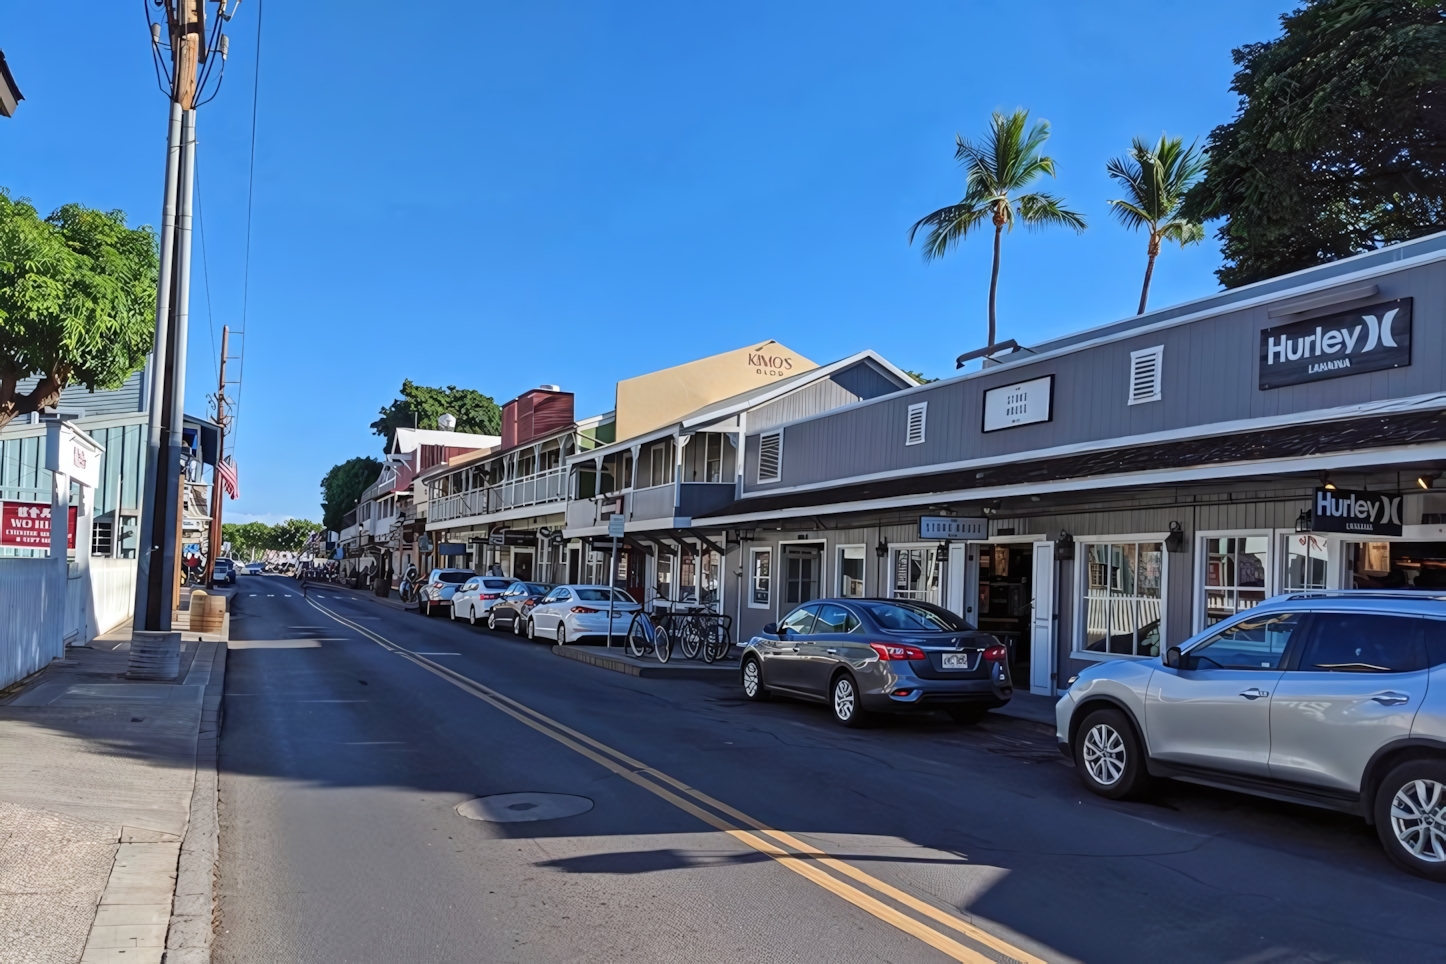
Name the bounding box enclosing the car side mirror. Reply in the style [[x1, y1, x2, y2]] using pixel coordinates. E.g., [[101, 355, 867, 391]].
[[1164, 646, 1182, 669], [763, 622, 778, 636]]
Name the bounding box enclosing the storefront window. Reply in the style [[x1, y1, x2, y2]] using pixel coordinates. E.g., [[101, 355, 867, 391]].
[[749, 548, 771, 608], [1204, 536, 1268, 625], [1083, 541, 1163, 656], [1283, 533, 1329, 590], [892, 547, 940, 604], [701, 549, 720, 608], [838, 546, 865, 597]]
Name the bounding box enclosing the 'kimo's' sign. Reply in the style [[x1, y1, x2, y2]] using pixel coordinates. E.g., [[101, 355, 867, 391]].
[[1259, 298, 1412, 390]]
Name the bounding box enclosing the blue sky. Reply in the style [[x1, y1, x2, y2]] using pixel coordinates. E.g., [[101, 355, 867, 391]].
[[6, 1, 1291, 524]]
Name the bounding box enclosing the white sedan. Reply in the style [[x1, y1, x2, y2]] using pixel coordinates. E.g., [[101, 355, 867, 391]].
[[525, 585, 640, 645], [450, 576, 517, 624]]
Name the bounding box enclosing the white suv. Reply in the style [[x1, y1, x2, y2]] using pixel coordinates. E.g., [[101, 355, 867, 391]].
[[1057, 591, 1446, 879]]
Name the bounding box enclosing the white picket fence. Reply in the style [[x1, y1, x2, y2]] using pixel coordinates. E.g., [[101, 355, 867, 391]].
[[82, 557, 137, 639], [0, 558, 66, 691]]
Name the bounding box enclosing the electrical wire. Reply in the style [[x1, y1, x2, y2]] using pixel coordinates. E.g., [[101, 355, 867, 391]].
[[194, 166, 221, 392], [229, 0, 263, 458]]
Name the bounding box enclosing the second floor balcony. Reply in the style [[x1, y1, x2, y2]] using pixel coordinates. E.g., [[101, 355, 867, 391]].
[[565, 481, 735, 532], [429, 466, 567, 525]]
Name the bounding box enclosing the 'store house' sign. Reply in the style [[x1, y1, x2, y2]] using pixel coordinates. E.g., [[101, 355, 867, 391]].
[[1259, 298, 1412, 390], [1311, 488, 1403, 536], [0, 502, 78, 549]]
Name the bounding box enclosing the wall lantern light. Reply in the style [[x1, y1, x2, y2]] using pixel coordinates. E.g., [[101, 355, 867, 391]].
[[1054, 531, 1075, 561], [1295, 509, 1313, 533], [875, 539, 889, 559], [1417, 473, 1441, 490], [1165, 521, 1188, 553]]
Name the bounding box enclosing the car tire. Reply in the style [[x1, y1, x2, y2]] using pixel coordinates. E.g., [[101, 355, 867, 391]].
[[1074, 708, 1151, 800], [830, 673, 869, 728], [468, 605, 478, 626], [526, 618, 536, 641], [487, 610, 498, 631], [556, 624, 566, 646], [741, 657, 769, 701], [449, 603, 458, 621], [1373, 759, 1446, 881], [514, 612, 525, 636], [947, 705, 989, 725]]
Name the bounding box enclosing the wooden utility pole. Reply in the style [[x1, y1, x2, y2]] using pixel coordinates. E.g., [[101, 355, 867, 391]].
[[207, 325, 230, 586]]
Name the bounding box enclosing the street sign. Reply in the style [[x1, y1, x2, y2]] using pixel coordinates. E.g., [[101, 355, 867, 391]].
[[919, 516, 987, 541], [608, 515, 626, 538]]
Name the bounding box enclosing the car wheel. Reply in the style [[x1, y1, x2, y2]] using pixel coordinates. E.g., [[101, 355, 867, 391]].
[[1374, 759, 1446, 880], [1074, 708, 1150, 799], [487, 609, 498, 631], [741, 657, 769, 701], [468, 605, 478, 626], [514, 612, 525, 636], [526, 618, 536, 641], [556, 624, 566, 646], [830, 673, 869, 728], [947, 705, 989, 725], [449, 602, 458, 620]]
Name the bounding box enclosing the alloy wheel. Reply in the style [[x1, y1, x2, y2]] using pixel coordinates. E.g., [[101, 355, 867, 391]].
[[1082, 723, 1127, 787], [742, 660, 760, 697], [488, 610, 498, 631], [833, 677, 856, 721], [1390, 778, 1446, 863], [469, 606, 477, 626]]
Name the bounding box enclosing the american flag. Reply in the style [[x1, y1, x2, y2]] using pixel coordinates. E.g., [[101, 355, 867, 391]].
[[217, 456, 239, 500]]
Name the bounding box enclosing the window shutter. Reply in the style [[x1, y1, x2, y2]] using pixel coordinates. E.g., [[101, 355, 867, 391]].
[[905, 402, 927, 446], [1128, 346, 1163, 405], [756, 431, 782, 483]]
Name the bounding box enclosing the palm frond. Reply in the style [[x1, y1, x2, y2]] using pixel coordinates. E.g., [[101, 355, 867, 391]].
[[1158, 217, 1206, 247], [1016, 193, 1086, 232], [1105, 133, 1209, 234], [908, 202, 992, 260]]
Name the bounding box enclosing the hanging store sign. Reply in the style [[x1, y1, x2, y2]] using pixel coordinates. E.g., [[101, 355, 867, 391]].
[[0, 502, 77, 549], [1259, 298, 1412, 390], [919, 516, 987, 541], [45, 425, 102, 489], [1310, 488, 1402, 536], [982, 375, 1053, 432], [437, 542, 468, 556], [485, 530, 537, 547]]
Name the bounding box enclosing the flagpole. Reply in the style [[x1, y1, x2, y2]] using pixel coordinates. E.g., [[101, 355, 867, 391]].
[[207, 325, 229, 585]]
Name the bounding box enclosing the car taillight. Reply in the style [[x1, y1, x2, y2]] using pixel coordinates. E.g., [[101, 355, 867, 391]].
[[983, 644, 1008, 662], [571, 606, 600, 614], [431, 582, 444, 590], [869, 642, 926, 661], [480, 593, 500, 600]]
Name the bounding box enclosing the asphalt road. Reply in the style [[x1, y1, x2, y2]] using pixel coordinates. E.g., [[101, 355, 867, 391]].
[[213, 576, 1446, 963]]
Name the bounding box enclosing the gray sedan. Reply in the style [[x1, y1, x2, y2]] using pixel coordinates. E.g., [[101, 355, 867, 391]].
[[740, 598, 1013, 726]]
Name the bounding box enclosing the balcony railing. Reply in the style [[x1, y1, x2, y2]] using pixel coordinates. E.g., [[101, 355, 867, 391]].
[[429, 466, 568, 524]]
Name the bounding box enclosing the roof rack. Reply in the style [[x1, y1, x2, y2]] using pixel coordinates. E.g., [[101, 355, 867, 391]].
[[1281, 590, 1446, 601]]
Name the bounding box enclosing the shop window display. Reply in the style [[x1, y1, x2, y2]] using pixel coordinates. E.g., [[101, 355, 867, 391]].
[[1083, 541, 1164, 656], [1204, 536, 1268, 625]]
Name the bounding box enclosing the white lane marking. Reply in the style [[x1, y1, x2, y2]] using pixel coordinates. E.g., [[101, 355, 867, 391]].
[[298, 699, 369, 703], [248, 594, 257, 597], [342, 741, 405, 745], [283, 594, 293, 598], [266, 594, 275, 597], [412, 652, 462, 656]]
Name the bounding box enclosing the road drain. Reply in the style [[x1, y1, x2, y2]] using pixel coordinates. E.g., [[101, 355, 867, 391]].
[[456, 792, 594, 823]]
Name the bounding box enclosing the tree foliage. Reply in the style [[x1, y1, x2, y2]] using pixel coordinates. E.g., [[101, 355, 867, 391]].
[[1106, 135, 1208, 313], [320, 456, 382, 533], [222, 518, 322, 558], [0, 190, 158, 429], [370, 380, 501, 452], [911, 110, 1086, 347], [1182, 0, 1446, 287]]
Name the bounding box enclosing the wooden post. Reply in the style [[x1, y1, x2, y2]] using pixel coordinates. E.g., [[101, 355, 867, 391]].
[[207, 326, 229, 585]]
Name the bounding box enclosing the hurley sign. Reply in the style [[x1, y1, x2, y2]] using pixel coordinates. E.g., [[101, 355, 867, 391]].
[[1258, 298, 1412, 390], [1310, 488, 1403, 537]]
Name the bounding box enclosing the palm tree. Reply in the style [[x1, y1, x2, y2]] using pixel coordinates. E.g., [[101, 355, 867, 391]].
[[910, 109, 1086, 349], [1106, 135, 1208, 314]]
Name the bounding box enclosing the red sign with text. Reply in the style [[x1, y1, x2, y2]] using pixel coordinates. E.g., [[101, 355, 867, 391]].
[[1, 502, 78, 550]]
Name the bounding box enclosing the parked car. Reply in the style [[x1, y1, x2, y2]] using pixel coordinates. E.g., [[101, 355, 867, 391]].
[[244, 562, 264, 575], [525, 585, 640, 644], [487, 582, 552, 633], [417, 568, 476, 616], [450, 576, 517, 624], [211, 558, 237, 586], [1058, 590, 1446, 880], [740, 598, 1012, 727]]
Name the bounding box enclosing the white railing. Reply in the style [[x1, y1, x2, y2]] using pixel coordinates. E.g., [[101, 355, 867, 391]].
[[89, 558, 137, 637], [431, 467, 568, 523], [0, 558, 64, 690]]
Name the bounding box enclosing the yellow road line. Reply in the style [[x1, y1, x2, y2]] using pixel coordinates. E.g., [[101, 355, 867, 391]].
[[303, 594, 1043, 964]]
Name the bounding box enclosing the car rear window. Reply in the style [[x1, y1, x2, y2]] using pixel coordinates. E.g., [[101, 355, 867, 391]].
[[1300, 613, 1426, 673], [858, 602, 967, 632], [482, 579, 511, 590], [575, 588, 635, 603], [438, 571, 472, 584], [524, 583, 549, 594]]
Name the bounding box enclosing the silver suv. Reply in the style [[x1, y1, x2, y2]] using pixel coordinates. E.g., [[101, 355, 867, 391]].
[[1057, 591, 1446, 880]]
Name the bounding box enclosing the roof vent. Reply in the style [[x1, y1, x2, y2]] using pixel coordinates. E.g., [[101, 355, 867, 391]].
[[905, 402, 927, 446], [1128, 346, 1163, 406], [539, 384, 561, 392], [757, 431, 782, 483], [437, 413, 457, 431]]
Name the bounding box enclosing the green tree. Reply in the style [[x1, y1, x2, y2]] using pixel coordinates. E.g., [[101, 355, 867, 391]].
[[1181, 0, 1446, 287], [221, 521, 271, 559], [320, 456, 382, 532], [370, 380, 501, 452], [1106, 135, 1208, 314], [268, 518, 321, 553], [0, 190, 158, 429], [910, 109, 1086, 348], [903, 370, 938, 385]]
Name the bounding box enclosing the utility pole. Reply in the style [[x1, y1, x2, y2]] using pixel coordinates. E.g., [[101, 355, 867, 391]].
[[134, 1, 240, 631], [207, 326, 230, 585]]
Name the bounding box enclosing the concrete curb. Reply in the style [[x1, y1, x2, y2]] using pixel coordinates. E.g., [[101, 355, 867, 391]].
[[551, 644, 739, 680], [162, 641, 226, 964]]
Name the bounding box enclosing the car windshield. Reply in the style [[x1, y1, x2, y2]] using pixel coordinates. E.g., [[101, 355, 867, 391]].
[[524, 583, 549, 594], [437, 571, 472, 584], [482, 579, 511, 589], [857, 601, 971, 632], [575, 588, 635, 603]]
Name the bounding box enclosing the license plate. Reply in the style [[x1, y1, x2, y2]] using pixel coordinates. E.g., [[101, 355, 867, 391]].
[[940, 653, 971, 670]]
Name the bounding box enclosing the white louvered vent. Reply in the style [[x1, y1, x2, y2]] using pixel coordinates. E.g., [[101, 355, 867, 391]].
[[756, 431, 782, 483], [1128, 346, 1164, 405], [905, 402, 927, 446]]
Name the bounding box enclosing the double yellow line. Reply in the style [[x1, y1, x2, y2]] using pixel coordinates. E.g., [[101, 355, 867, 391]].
[[305, 595, 1047, 964]]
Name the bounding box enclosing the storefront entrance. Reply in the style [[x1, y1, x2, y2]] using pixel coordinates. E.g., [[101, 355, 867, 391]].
[[959, 541, 1058, 696], [783, 545, 821, 607], [1349, 541, 1446, 588], [511, 549, 534, 581]]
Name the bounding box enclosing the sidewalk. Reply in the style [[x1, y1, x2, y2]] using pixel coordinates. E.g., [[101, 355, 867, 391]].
[[0, 616, 227, 964]]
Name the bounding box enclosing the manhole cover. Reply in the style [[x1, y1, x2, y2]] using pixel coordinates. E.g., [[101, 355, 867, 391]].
[[456, 792, 594, 823]]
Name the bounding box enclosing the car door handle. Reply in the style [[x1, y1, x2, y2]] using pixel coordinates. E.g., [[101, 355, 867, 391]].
[[1371, 691, 1410, 706], [1239, 688, 1269, 700], [825, 648, 838, 655]]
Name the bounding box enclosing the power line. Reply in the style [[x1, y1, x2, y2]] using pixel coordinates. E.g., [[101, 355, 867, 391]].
[[194, 166, 220, 391], [231, 0, 263, 456]]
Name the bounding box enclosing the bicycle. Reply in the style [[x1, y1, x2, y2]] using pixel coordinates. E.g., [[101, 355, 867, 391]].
[[625, 610, 671, 663]]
